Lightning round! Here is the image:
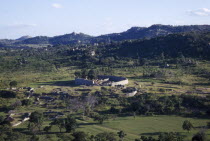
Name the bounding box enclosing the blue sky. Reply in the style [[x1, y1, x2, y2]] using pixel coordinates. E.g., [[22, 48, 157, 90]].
[[0, 0, 210, 39]]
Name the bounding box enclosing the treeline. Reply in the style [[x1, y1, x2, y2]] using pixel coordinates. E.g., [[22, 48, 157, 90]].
[[88, 89, 210, 117], [121, 94, 210, 117]]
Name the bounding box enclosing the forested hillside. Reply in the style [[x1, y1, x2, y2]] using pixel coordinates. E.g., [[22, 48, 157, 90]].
[[0, 32, 210, 74]]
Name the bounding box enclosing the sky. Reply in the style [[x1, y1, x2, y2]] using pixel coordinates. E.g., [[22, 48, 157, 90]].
[[0, 0, 210, 39]]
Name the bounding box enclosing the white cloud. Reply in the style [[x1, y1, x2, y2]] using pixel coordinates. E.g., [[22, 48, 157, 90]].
[[52, 3, 62, 9], [188, 8, 210, 16], [7, 23, 37, 28]]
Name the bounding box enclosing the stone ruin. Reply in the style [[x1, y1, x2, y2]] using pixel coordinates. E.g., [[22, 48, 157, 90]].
[[75, 75, 128, 86]]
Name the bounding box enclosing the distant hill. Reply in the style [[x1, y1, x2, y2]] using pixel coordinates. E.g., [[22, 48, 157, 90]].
[[16, 35, 32, 41], [0, 39, 17, 46], [97, 24, 210, 41], [18, 36, 50, 44], [49, 32, 93, 45], [1, 24, 210, 46], [111, 32, 210, 60]]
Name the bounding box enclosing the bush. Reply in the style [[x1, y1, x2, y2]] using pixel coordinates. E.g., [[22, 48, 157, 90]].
[[9, 81, 17, 88], [95, 132, 117, 141], [145, 112, 154, 116], [93, 114, 109, 124], [192, 131, 206, 141], [22, 99, 32, 106], [159, 88, 165, 92], [0, 90, 16, 98]]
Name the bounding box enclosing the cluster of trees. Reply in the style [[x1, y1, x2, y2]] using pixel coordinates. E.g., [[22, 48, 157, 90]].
[[55, 131, 118, 141], [135, 131, 206, 141], [60, 87, 210, 118], [0, 31, 210, 74], [28, 111, 77, 134], [0, 125, 27, 141], [74, 69, 99, 80], [135, 132, 184, 141], [26, 111, 124, 141], [121, 94, 209, 116], [64, 96, 98, 118]]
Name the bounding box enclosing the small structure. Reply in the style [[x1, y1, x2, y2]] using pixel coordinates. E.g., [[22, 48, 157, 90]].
[[5, 116, 15, 122], [43, 112, 65, 120], [8, 110, 16, 116], [90, 51, 95, 56]]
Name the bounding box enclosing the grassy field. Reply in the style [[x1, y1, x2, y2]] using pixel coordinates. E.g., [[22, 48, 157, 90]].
[[1, 64, 208, 97], [14, 115, 210, 141]]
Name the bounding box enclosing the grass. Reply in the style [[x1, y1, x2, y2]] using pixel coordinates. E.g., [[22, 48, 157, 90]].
[[76, 115, 210, 141], [14, 115, 210, 141]]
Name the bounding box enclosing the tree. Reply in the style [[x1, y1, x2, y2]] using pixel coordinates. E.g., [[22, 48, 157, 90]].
[[136, 136, 157, 141], [88, 69, 97, 80], [65, 115, 77, 133], [94, 114, 109, 124], [95, 132, 117, 141], [11, 100, 22, 109], [9, 81, 17, 89], [0, 124, 12, 135], [28, 122, 37, 134], [29, 111, 44, 132], [0, 125, 26, 141], [43, 126, 52, 133], [44, 134, 54, 141], [0, 116, 5, 124], [192, 131, 206, 141], [81, 69, 88, 78], [51, 118, 65, 133], [158, 132, 183, 141], [65, 97, 83, 112], [7, 131, 26, 141], [30, 135, 40, 141], [84, 96, 98, 116], [72, 131, 92, 141], [117, 130, 126, 141], [57, 133, 74, 141], [182, 120, 193, 132], [130, 102, 140, 119], [74, 71, 82, 78], [22, 99, 32, 106]]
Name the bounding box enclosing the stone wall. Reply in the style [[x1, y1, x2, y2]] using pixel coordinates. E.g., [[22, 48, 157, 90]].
[[75, 75, 128, 86], [98, 75, 127, 81], [126, 90, 137, 97], [111, 79, 129, 86], [98, 75, 129, 86], [75, 78, 94, 86]]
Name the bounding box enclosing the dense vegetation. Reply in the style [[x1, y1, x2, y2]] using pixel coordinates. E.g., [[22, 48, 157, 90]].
[[0, 28, 210, 141]]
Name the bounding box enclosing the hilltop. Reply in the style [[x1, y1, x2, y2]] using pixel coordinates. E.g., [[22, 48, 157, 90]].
[[0, 24, 210, 47]]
